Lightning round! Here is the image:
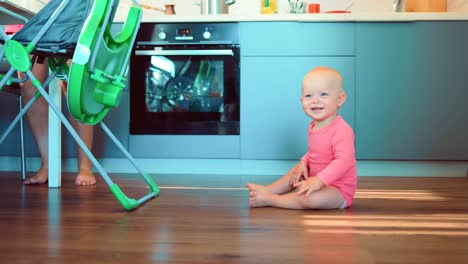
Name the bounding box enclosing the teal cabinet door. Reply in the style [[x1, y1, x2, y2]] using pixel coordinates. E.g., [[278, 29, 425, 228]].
[[241, 57, 355, 159], [240, 22, 355, 57], [356, 22, 468, 160]]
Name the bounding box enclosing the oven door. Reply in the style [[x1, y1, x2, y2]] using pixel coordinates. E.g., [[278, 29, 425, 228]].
[[130, 45, 240, 135]]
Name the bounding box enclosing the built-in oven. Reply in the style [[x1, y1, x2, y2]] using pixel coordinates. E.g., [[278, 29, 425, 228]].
[[130, 22, 240, 135]]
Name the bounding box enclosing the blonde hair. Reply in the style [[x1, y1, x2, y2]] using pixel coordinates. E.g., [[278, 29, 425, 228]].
[[305, 66, 344, 94]]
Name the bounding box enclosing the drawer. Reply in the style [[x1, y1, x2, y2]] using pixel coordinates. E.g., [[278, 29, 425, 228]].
[[240, 22, 355, 56]]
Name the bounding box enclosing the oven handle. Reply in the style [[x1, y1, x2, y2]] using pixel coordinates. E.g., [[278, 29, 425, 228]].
[[135, 49, 234, 56]]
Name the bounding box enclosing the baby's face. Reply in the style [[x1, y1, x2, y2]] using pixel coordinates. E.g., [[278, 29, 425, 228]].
[[301, 72, 345, 125]]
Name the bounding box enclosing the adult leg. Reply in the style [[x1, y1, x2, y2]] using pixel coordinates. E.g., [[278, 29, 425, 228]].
[[71, 119, 96, 186], [60, 82, 96, 186], [249, 186, 345, 209], [246, 163, 299, 195], [20, 60, 49, 184]]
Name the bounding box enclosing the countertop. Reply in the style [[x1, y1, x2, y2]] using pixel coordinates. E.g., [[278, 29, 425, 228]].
[[0, 0, 46, 14], [5, 0, 467, 23], [0, 0, 46, 23], [130, 12, 468, 23]]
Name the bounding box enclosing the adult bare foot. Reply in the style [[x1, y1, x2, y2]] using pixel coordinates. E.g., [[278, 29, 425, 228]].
[[24, 167, 48, 185], [75, 171, 96, 186], [249, 191, 274, 208], [246, 183, 272, 193]]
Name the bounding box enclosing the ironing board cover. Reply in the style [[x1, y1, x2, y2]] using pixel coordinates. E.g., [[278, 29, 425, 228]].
[[12, 0, 93, 54], [7, 0, 137, 125]]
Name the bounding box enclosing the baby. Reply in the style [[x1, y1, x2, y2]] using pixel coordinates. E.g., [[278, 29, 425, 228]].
[[247, 66, 357, 209]]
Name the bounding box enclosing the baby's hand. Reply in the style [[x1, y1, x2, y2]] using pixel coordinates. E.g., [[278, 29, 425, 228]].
[[289, 160, 309, 186], [294, 176, 324, 197]]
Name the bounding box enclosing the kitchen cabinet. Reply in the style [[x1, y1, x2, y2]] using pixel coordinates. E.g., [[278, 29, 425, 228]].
[[2, 21, 467, 162], [240, 22, 355, 159], [355, 22, 468, 160], [241, 57, 355, 159], [240, 22, 355, 57], [0, 93, 30, 156]]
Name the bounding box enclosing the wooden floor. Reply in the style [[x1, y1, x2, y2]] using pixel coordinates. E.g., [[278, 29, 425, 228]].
[[0, 172, 467, 264]]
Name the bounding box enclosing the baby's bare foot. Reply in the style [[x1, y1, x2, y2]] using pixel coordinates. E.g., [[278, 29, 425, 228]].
[[249, 191, 273, 208], [75, 171, 96, 186], [24, 167, 48, 185], [246, 183, 272, 194]]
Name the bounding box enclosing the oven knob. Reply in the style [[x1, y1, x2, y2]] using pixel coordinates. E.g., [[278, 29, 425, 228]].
[[202, 30, 211, 40], [158, 31, 167, 40]]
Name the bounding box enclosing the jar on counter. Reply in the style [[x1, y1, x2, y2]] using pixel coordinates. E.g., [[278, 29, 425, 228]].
[[260, 0, 278, 14]]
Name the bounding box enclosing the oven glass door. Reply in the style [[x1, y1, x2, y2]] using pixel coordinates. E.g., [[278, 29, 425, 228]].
[[130, 45, 240, 135]]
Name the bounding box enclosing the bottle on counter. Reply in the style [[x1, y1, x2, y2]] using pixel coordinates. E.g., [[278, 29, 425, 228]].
[[260, 0, 278, 14]]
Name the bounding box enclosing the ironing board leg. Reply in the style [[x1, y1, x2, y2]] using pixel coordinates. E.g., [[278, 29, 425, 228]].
[[48, 78, 61, 188], [19, 96, 26, 181]]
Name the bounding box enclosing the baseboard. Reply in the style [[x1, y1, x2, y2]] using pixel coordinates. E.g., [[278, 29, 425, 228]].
[[1, 156, 467, 177]]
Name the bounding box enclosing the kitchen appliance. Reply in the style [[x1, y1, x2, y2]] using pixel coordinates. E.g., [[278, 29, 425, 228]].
[[198, 0, 236, 15], [130, 22, 240, 135]]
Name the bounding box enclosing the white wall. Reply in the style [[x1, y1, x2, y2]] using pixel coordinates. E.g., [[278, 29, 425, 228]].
[[150, 0, 468, 16]]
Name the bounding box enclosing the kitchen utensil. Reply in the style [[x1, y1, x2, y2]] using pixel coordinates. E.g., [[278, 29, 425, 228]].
[[324, 2, 353, 14], [393, 0, 404, 12], [324, 10, 351, 13], [288, 0, 307, 14], [197, 0, 236, 15], [164, 5, 176, 15], [139, 3, 176, 15]]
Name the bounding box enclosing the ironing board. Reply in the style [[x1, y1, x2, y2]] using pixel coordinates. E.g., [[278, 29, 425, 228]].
[[0, 0, 159, 210]]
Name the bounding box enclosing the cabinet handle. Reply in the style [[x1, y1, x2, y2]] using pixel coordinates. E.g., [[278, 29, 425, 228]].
[[135, 49, 234, 56]]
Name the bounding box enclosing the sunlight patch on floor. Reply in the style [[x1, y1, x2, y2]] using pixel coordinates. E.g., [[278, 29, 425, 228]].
[[303, 214, 468, 221], [302, 219, 468, 228], [355, 189, 447, 201], [302, 213, 468, 236], [157, 186, 249, 191], [305, 229, 468, 236]]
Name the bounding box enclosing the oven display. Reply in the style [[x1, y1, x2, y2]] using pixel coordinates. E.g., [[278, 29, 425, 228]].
[[177, 28, 191, 36]]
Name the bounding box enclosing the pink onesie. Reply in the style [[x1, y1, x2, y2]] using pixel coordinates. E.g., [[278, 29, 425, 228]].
[[301, 115, 357, 207], [5, 24, 24, 35]]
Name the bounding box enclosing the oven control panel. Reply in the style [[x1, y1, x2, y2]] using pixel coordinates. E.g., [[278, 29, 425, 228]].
[[174, 27, 195, 41], [136, 22, 239, 45]]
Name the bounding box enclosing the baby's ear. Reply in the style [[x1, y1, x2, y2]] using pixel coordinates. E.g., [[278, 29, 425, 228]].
[[338, 92, 346, 107]]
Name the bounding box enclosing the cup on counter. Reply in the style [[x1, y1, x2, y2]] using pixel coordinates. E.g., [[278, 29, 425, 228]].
[[307, 3, 320, 13]]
